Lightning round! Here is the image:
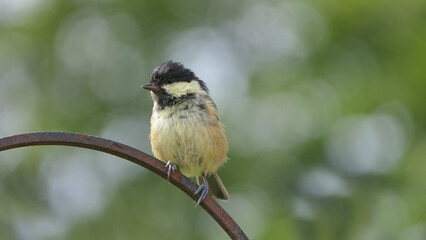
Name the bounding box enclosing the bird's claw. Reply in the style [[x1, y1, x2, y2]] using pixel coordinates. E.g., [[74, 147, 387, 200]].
[[194, 176, 209, 207], [165, 160, 176, 181]]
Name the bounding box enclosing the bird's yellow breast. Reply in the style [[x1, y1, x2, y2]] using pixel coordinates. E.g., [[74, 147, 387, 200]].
[[149, 103, 228, 177]]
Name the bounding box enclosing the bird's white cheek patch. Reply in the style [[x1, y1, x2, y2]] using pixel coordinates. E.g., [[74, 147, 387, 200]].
[[162, 81, 202, 97]]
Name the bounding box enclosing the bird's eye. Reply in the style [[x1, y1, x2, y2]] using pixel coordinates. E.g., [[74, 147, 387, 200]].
[[167, 78, 173, 84]]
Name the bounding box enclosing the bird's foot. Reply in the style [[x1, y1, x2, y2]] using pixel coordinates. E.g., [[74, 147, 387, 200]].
[[194, 175, 209, 207], [165, 161, 177, 181]]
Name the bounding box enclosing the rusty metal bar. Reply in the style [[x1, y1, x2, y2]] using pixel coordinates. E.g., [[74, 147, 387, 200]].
[[0, 132, 248, 240]]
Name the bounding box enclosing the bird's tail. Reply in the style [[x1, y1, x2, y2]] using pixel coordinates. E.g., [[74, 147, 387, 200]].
[[197, 173, 229, 201]]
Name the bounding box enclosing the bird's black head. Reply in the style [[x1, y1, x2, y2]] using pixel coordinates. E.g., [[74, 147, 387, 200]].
[[148, 61, 207, 91], [142, 61, 209, 108]]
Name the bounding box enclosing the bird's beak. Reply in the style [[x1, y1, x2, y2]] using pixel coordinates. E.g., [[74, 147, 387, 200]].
[[141, 83, 161, 92]]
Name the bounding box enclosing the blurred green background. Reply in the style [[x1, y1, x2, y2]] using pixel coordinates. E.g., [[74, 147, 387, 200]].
[[1, 0, 425, 239]]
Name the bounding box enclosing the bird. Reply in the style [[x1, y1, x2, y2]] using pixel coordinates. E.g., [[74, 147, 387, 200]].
[[142, 60, 229, 206]]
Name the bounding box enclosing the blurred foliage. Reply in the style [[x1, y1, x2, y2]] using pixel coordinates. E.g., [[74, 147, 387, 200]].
[[1, 0, 426, 239]]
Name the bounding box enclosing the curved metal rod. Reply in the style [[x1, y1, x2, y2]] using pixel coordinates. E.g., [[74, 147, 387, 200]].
[[0, 132, 248, 240]]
